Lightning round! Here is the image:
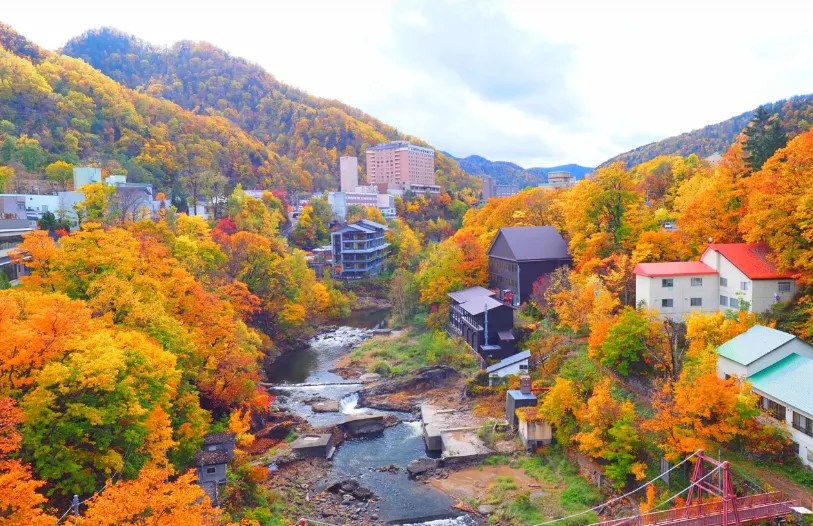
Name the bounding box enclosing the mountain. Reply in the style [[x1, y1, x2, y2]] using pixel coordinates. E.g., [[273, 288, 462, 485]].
[[602, 94, 813, 168], [0, 23, 279, 191], [442, 152, 593, 187], [60, 27, 478, 194]]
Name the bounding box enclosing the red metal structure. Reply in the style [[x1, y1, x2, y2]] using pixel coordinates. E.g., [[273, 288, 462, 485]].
[[590, 450, 798, 526]]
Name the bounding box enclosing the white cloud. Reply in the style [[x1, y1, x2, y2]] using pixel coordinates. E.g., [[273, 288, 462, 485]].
[[5, 0, 813, 167]]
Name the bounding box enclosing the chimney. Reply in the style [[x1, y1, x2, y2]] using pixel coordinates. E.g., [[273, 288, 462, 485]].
[[520, 375, 532, 395]]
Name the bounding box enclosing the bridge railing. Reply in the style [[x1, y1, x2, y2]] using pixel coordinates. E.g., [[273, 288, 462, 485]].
[[591, 492, 789, 526]]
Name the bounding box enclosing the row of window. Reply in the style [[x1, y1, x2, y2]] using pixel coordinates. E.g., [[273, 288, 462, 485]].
[[663, 277, 791, 293], [760, 396, 787, 421], [490, 259, 517, 274], [660, 298, 703, 308], [720, 295, 740, 309], [793, 412, 813, 437]]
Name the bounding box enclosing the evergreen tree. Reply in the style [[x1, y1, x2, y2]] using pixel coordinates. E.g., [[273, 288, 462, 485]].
[[744, 106, 787, 172]]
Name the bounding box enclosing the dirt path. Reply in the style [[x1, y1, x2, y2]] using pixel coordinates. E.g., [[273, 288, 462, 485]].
[[430, 465, 549, 501], [729, 459, 813, 507]]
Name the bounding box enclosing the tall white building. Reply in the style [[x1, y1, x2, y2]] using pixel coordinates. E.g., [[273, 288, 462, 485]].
[[340, 156, 358, 193]]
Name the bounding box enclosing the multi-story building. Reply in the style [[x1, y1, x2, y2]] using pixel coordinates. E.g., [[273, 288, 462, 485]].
[[340, 156, 359, 192], [331, 219, 389, 279], [538, 171, 575, 190], [487, 226, 571, 306], [716, 325, 813, 468], [482, 176, 520, 201], [635, 243, 798, 319], [0, 219, 34, 284], [366, 141, 437, 192]]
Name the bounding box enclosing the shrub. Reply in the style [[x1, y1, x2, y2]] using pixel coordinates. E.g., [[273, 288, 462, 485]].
[[370, 360, 392, 376]]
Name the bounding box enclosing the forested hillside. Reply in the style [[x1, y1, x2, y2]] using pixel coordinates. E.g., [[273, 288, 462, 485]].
[[443, 152, 592, 187], [602, 93, 813, 168], [61, 27, 478, 193], [0, 24, 280, 192]]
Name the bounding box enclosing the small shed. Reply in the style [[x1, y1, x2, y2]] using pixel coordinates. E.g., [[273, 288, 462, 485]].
[[515, 406, 553, 451], [291, 433, 335, 459], [195, 432, 236, 504], [487, 350, 531, 385], [505, 391, 537, 430]]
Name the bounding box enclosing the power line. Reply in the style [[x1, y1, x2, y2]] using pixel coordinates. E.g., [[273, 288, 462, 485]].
[[529, 451, 699, 526]]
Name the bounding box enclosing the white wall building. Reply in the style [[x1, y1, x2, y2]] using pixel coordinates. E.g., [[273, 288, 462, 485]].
[[716, 325, 813, 468], [701, 244, 796, 313], [635, 243, 797, 319], [634, 261, 719, 319], [340, 156, 359, 193]]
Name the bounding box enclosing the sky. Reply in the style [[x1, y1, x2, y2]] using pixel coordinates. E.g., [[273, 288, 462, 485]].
[[5, 0, 813, 167]]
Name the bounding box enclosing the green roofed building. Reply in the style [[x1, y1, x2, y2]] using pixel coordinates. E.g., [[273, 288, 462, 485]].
[[716, 325, 813, 468]]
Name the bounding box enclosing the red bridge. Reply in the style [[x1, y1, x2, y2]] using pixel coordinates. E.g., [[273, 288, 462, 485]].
[[590, 450, 799, 526]]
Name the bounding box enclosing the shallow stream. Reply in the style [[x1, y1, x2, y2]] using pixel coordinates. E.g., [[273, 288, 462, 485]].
[[266, 310, 474, 524]]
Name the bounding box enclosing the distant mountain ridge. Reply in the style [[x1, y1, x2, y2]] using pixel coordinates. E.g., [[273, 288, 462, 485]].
[[442, 152, 593, 188], [58, 27, 478, 193], [602, 93, 813, 168]]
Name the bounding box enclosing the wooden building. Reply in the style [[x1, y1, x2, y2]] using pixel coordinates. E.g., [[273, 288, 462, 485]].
[[447, 286, 516, 360], [487, 226, 571, 306]]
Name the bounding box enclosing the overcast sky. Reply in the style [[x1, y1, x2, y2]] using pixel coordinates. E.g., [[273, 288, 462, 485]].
[[5, 0, 813, 167]]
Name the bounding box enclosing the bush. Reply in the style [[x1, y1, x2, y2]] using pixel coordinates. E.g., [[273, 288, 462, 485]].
[[370, 360, 392, 376]]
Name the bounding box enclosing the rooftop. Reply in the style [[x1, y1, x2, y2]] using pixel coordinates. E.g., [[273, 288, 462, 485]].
[[749, 353, 813, 413], [705, 243, 794, 280], [447, 286, 496, 304], [486, 350, 531, 373], [717, 325, 796, 365], [202, 432, 236, 446], [634, 261, 718, 278], [195, 450, 232, 466], [459, 295, 504, 315], [488, 226, 570, 262]]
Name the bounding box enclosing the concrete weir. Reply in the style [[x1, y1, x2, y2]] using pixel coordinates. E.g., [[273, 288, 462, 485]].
[[420, 404, 492, 460], [339, 411, 387, 437]]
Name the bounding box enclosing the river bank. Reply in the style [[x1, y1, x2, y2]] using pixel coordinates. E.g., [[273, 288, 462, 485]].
[[260, 310, 490, 525]]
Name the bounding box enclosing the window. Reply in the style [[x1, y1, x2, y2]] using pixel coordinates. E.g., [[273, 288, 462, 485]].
[[720, 295, 728, 306], [661, 299, 674, 308], [778, 282, 792, 293], [691, 277, 703, 287], [206, 467, 217, 475], [690, 298, 702, 307], [793, 412, 813, 437], [741, 281, 749, 291], [662, 279, 674, 288], [729, 297, 739, 309], [720, 277, 728, 287], [760, 396, 786, 421]]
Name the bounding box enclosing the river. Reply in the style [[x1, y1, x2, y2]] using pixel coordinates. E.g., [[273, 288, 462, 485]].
[[266, 309, 477, 525]]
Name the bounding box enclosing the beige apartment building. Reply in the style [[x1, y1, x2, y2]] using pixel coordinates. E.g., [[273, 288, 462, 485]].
[[365, 141, 437, 191]]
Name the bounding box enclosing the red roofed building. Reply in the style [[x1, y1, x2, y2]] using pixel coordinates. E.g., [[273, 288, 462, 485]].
[[634, 262, 719, 319], [701, 243, 796, 313], [634, 243, 797, 319]]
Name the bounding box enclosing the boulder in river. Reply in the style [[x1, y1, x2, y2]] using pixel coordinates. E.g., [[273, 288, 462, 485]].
[[311, 400, 340, 413], [327, 479, 374, 501], [358, 372, 381, 383], [406, 457, 440, 478]]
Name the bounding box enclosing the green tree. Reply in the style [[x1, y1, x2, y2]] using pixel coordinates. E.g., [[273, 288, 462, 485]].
[[744, 106, 787, 172], [389, 268, 419, 324], [598, 307, 648, 376], [44, 160, 74, 191]]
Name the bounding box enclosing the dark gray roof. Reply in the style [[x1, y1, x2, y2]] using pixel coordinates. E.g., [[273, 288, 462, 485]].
[[447, 286, 496, 304], [195, 450, 232, 466], [488, 226, 569, 262], [202, 432, 236, 446], [460, 296, 504, 315], [356, 219, 388, 231]]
